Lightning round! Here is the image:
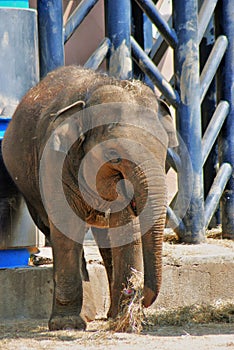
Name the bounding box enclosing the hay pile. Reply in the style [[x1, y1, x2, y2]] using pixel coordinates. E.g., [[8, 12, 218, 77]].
[[146, 301, 234, 327], [107, 269, 146, 333]]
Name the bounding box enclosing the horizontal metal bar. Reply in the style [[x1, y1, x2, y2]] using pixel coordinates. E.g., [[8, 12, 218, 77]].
[[198, 0, 218, 43], [204, 163, 232, 228], [202, 101, 229, 166], [84, 38, 111, 70], [131, 36, 180, 106], [64, 0, 99, 43], [134, 0, 178, 49], [200, 35, 228, 102]]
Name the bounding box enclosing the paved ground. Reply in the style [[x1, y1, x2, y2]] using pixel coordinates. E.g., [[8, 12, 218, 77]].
[[0, 319, 233, 350]]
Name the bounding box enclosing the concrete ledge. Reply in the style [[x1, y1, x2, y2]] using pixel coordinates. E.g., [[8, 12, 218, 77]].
[[0, 241, 233, 320]]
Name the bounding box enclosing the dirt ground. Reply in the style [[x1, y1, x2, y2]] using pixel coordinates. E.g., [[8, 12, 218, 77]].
[[0, 319, 233, 350]]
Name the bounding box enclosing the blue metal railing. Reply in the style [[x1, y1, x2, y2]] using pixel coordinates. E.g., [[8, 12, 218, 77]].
[[37, 0, 234, 241], [134, 0, 178, 49], [131, 36, 180, 106]]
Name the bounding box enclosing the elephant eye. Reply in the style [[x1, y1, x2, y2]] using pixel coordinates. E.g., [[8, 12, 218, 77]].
[[107, 150, 122, 164]]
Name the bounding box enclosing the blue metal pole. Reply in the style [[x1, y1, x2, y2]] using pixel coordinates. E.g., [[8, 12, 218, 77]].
[[173, 0, 205, 243], [64, 0, 100, 43], [204, 163, 232, 229], [167, 206, 186, 236], [105, 0, 132, 79], [166, 148, 182, 173], [37, 0, 64, 78], [216, 0, 234, 239]]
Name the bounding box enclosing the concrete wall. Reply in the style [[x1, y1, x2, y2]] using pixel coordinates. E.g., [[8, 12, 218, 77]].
[[0, 242, 233, 320]]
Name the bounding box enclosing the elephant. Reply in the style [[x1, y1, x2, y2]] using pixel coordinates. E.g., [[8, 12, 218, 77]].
[[2, 66, 178, 330]]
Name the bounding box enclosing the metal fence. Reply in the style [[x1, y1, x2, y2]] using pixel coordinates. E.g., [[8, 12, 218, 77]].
[[37, 0, 234, 243]]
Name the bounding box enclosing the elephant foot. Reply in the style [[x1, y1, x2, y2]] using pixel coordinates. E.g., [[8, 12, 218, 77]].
[[48, 315, 87, 331], [143, 286, 157, 308], [107, 307, 118, 319]]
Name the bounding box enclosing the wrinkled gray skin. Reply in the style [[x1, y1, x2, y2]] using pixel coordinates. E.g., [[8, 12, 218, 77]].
[[2, 66, 177, 330]]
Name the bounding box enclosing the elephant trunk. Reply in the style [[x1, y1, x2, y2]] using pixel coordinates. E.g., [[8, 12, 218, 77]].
[[135, 164, 167, 308], [142, 216, 165, 307], [112, 156, 167, 307]]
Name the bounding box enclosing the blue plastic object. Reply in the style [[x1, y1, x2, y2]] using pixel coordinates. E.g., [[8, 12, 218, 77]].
[[0, 1, 28, 8], [0, 117, 11, 140], [0, 249, 30, 269]]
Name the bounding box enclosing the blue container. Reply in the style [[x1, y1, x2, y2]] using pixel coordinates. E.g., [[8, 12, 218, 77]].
[[0, 117, 11, 140], [0, 1, 29, 8], [0, 249, 30, 268]]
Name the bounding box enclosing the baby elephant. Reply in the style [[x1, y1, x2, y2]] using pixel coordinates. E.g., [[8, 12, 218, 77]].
[[2, 66, 177, 330]]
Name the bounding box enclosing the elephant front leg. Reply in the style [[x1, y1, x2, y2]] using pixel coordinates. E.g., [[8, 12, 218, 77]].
[[48, 221, 86, 330], [109, 219, 143, 318]]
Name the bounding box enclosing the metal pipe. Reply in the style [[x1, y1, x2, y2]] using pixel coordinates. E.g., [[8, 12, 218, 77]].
[[204, 163, 232, 229], [200, 35, 228, 103], [166, 206, 186, 235], [150, 16, 172, 65], [216, 0, 234, 238], [64, 0, 99, 43], [173, 0, 205, 243], [131, 36, 180, 106], [84, 38, 111, 70], [134, 0, 178, 49], [38, 0, 64, 78], [131, 1, 152, 81], [105, 0, 132, 79], [166, 148, 181, 173], [198, 0, 218, 43], [202, 101, 229, 166]]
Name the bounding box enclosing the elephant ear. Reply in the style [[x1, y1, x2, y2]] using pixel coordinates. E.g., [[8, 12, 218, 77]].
[[48, 100, 86, 154], [158, 99, 178, 148]]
